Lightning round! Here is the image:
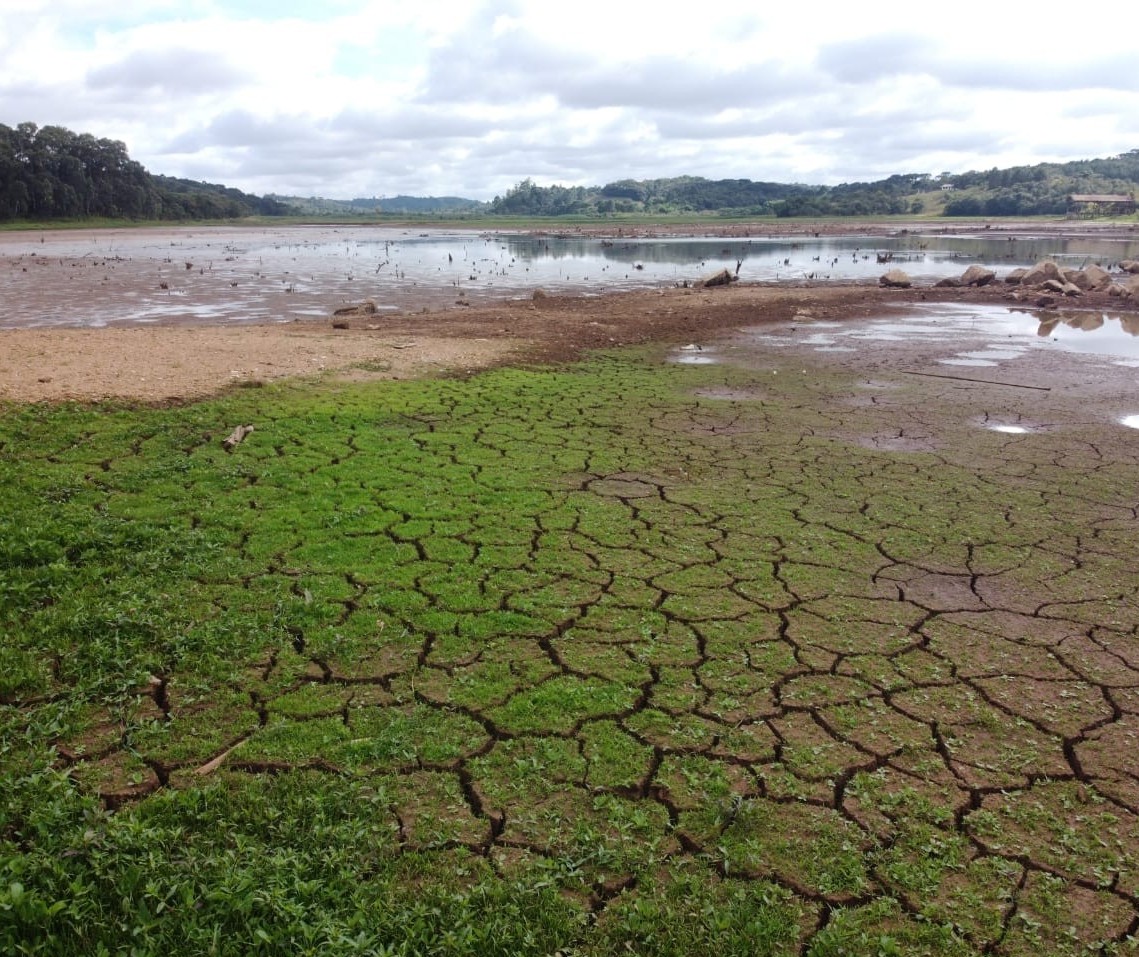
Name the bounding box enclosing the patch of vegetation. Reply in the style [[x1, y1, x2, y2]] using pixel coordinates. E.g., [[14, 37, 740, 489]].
[[2, 346, 1137, 953]]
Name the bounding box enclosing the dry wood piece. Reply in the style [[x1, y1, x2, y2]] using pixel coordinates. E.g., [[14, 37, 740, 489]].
[[333, 299, 378, 317], [222, 424, 255, 451]]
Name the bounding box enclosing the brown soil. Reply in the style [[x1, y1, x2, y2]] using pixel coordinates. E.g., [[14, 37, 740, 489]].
[[1, 221, 1137, 404]]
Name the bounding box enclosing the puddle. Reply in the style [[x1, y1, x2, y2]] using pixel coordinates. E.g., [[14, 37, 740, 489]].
[[671, 344, 719, 365], [958, 348, 1027, 360], [987, 424, 1030, 434], [1121, 415, 1139, 429], [764, 303, 1139, 366]]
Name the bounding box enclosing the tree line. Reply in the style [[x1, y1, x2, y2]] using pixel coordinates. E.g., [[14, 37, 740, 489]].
[[488, 152, 1139, 218], [0, 122, 292, 222], [4, 121, 1136, 223]]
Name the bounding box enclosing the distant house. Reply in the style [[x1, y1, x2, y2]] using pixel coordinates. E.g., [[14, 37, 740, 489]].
[[1067, 192, 1137, 215]]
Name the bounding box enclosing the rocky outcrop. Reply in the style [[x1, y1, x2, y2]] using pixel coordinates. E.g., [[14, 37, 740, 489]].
[[960, 265, 996, 287], [1081, 264, 1114, 291], [1019, 261, 1064, 286], [1108, 276, 1139, 300], [1042, 279, 1082, 297], [879, 269, 912, 288], [1119, 260, 1139, 274], [1005, 260, 1122, 297]]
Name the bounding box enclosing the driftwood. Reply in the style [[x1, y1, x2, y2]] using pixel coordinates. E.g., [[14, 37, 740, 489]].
[[333, 299, 378, 317], [699, 268, 736, 288], [901, 371, 1050, 391], [222, 424, 255, 451]]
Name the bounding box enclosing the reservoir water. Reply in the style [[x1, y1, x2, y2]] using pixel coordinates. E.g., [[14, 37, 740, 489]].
[[2, 225, 1138, 329]]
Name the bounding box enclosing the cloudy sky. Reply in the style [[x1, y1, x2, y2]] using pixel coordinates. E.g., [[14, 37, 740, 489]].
[[3, 0, 1137, 200]]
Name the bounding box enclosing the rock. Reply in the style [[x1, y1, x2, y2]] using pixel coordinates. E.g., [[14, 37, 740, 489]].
[[879, 269, 912, 288], [1119, 260, 1139, 274], [1004, 268, 1029, 285], [1035, 295, 1057, 308], [1061, 282, 1082, 297], [699, 268, 736, 288], [935, 277, 961, 288], [1042, 279, 1067, 293], [1108, 283, 1124, 297], [1020, 260, 1063, 286], [960, 265, 996, 287], [1083, 264, 1112, 290], [532, 288, 547, 300], [1124, 277, 1139, 300]]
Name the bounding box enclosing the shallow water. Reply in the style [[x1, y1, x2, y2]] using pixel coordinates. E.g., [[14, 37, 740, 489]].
[[3, 225, 1138, 329], [780, 302, 1139, 365]]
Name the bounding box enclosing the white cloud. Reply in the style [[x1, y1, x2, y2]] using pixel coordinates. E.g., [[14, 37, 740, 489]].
[[0, 0, 1135, 200]]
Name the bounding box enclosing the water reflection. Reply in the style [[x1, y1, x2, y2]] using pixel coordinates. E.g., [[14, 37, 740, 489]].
[[764, 301, 1139, 367], [1028, 309, 1139, 358]]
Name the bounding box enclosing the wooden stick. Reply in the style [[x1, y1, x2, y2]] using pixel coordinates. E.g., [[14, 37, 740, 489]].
[[901, 371, 1050, 391], [222, 424, 255, 451]]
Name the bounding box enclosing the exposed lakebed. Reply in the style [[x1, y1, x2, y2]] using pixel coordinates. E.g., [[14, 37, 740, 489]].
[[3, 224, 1139, 329]]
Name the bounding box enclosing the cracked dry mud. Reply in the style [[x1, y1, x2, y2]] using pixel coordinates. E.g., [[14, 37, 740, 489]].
[[4, 293, 1139, 954]]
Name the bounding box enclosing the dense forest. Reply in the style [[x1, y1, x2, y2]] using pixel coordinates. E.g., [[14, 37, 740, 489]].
[[0, 122, 291, 221], [488, 176, 814, 216]]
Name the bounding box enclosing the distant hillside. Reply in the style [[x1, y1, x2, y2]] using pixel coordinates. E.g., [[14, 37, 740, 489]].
[[487, 153, 1139, 218], [489, 176, 814, 216], [0, 122, 293, 222], [353, 195, 485, 214], [272, 194, 485, 216], [937, 153, 1139, 216]]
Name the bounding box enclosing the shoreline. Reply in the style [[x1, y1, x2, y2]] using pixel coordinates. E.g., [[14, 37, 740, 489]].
[[2, 279, 1137, 405]]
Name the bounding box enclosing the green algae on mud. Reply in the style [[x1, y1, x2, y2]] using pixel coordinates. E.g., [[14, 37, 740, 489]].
[[1, 346, 1137, 955]]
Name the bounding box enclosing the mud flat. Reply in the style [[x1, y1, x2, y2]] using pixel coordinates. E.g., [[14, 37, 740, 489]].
[[1, 275, 1136, 403]]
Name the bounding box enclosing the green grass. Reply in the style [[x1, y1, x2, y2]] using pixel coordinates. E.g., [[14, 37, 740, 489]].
[[2, 347, 1137, 954]]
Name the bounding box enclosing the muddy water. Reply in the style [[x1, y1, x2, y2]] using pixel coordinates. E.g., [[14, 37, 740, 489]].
[[3, 225, 1139, 329]]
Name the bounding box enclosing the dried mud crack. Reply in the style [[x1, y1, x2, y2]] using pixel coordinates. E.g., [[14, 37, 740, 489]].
[[3, 283, 1139, 954]]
